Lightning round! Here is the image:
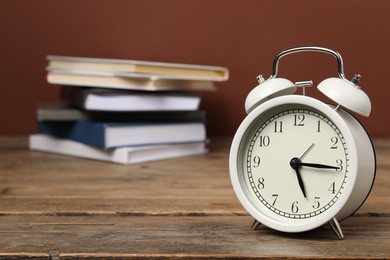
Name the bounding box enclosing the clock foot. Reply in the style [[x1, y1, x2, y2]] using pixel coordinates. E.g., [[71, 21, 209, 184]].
[[251, 219, 262, 230], [328, 217, 344, 239]]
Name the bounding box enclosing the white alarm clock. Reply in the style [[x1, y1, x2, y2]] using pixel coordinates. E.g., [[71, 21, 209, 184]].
[[229, 46, 376, 239]]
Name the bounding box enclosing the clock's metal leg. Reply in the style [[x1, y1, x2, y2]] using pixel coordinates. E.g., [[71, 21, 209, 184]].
[[251, 219, 262, 230], [328, 217, 344, 239]]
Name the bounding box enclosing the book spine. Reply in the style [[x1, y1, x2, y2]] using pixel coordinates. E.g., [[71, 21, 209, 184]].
[[37, 121, 106, 148]]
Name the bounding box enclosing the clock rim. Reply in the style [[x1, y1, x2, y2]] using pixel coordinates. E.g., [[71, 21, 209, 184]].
[[229, 95, 361, 233]]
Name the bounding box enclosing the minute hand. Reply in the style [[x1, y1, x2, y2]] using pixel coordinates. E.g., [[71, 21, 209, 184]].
[[299, 162, 340, 170]]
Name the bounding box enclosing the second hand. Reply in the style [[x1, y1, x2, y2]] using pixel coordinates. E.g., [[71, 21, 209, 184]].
[[300, 143, 315, 160]]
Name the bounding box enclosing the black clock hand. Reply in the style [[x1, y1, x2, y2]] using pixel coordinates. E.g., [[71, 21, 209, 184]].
[[299, 162, 340, 170], [294, 168, 307, 198], [290, 158, 307, 198]]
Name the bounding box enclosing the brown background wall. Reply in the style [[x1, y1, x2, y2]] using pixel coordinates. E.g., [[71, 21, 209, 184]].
[[1, 0, 389, 136]]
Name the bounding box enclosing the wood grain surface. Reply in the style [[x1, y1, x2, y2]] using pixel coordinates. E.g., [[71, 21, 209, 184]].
[[0, 136, 388, 259]]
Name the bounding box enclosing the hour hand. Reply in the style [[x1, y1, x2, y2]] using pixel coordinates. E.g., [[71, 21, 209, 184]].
[[294, 168, 307, 198], [290, 158, 307, 198]]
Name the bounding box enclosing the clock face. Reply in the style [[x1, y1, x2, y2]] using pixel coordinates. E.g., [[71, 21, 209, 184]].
[[237, 106, 349, 223]]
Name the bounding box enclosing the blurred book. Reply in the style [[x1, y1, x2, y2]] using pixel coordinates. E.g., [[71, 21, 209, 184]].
[[60, 87, 201, 111], [29, 134, 208, 165], [47, 70, 216, 91], [46, 55, 229, 81], [37, 104, 206, 122], [37, 120, 206, 149], [35, 55, 229, 163]]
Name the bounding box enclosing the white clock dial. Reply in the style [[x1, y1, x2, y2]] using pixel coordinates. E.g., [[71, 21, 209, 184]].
[[240, 108, 348, 221]]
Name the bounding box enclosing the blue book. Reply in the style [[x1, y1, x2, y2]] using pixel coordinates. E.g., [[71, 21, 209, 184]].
[[37, 120, 206, 149]]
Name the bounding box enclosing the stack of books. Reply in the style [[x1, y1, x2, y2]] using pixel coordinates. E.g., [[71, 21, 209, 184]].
[[29, 55, 229, 164]]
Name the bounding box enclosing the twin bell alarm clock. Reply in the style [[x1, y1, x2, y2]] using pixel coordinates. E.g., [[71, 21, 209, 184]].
[[229, 46, 376, 239]]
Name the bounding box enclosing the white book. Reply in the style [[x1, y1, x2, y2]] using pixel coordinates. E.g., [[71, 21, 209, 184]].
[[46, 55, 229, 81], [47, 70, 216, 91], [82, 91, 200, 111], [60, 87, 201, 111], [29, 134, 208, 165]]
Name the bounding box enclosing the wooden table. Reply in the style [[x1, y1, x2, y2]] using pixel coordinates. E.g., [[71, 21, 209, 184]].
[[0, 136, 388, 259]]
